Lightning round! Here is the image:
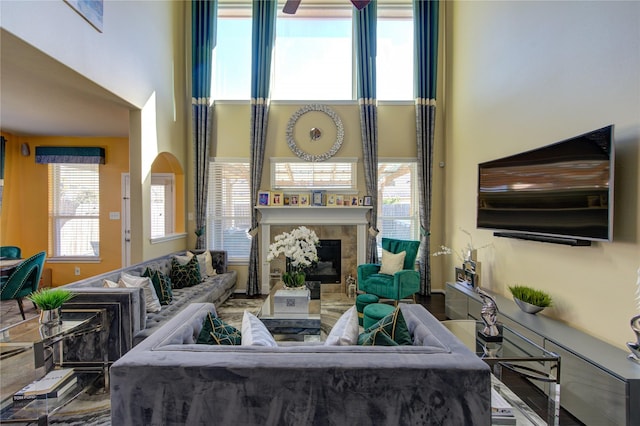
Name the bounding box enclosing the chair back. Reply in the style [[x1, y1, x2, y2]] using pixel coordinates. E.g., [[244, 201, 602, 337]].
[[382, 238, 420, 270], [0, 246, 21, 259], [0, 251, 46, 300]]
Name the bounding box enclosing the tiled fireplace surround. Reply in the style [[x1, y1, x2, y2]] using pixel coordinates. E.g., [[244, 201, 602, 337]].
[[257, 206, 371, 295]]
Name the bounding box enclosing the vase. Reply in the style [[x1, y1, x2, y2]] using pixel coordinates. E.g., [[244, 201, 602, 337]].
[[513, 297, 545, 315], [282, 271, 306, 289], [39, 307, 62, 326]]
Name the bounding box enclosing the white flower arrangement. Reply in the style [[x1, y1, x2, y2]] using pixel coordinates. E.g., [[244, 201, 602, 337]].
[[267, 226, 320, 287], [432, 228, 491, 261]]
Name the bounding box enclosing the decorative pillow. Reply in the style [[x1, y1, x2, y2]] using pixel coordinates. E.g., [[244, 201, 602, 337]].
[[325, 305, 359, 346], [170, 256, 202, 289], [173, 251, 195, 266], [379, 249, 407, 275], [103, 279, 119, 288], [142, 267, 173, 305], [358, 307, 412, 346], [241, 311, 277, 347], [119, 272, 162, 313], [194, 251, 216, 277], [196, 313, 241, 345]]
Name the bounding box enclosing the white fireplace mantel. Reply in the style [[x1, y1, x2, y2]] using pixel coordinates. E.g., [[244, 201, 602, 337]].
[[257, 206, 371, 294]]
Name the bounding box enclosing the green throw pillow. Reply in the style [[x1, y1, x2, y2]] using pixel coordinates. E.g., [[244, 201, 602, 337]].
[[142, 267, 173, 305], [196, 313, 241, 345], [170, 256, 202, 289], [358, 307, 413, 346]]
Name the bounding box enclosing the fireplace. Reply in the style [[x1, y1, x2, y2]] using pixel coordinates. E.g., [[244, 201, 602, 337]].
[[305, 239, 341, 284], [257, 206, 370, 294]]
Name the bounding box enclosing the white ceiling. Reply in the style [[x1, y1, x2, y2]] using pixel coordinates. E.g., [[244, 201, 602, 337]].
[[0, 30, 131, 137]]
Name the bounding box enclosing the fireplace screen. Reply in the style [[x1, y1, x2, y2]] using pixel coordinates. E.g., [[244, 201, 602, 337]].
[[305, 239, 341, 284]]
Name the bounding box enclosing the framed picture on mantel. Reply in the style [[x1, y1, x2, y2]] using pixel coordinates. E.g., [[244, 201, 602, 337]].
[[258, 191, 270, 206]]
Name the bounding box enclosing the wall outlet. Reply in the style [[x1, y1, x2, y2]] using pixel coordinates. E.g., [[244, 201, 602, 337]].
[[74, 267, 80, 276]]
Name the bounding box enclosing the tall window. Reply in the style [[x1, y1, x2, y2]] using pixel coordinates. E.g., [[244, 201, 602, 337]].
[[272, 13, 353, 100], [150, 174, 175, 239], [50, 164, 100, 257], [214, 4, 413, 101], [377, 14, 414, 101], [377, 161, 418, 243], [213, 15, 252, 100], [207, 160, 251, 262]]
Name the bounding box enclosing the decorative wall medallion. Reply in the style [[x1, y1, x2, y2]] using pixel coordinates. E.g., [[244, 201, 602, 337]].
[[286, 104, 344, 162]]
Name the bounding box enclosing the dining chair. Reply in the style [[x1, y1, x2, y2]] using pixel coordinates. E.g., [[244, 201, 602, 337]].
[[0, 251, 46, 320], [0, 246, 22, 259]]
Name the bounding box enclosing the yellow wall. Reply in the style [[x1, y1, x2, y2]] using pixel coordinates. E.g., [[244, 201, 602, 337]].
[[0, 133, 129, 286], [445, 1, 640, 349]]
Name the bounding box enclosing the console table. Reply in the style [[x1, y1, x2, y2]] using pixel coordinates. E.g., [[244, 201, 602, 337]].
[[0, 308, 108, 424], [446, 282, 640, 426]]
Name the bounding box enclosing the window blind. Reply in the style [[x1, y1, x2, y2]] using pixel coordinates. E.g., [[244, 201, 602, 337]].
[[207, 160, 251, 261], [378, 161, 418, 243], [150, 174, 175, 238], [272, 160, 356, 189], [51, 164, 100, 257]]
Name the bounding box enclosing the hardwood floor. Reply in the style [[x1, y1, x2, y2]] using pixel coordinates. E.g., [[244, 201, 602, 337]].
[[417, 292, 584, 426]]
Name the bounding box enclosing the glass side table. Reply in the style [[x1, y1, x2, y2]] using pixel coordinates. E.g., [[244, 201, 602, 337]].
[[0, 308, 108, 425], [443, 320, 560, 426]]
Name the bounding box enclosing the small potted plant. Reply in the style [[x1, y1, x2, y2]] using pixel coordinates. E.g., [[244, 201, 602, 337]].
[[508, 285, 552, 314], [28, 288, 75, 326]]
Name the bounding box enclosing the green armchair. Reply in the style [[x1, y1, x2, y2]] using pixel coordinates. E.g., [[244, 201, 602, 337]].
[[357, 238, 421, 304], [0, 251, 46, 320], [0, 246, 21, 259]]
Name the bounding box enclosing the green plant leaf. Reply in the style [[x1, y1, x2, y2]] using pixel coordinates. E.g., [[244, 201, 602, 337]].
[[27, 288, 75, 310], [508, 285, 552, 307]]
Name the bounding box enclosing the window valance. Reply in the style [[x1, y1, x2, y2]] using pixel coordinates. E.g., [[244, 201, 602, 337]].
[[35, 146, 105, 164]]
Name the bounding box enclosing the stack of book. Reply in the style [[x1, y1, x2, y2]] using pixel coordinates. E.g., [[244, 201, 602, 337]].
[[13, 368, 77, 405], [491, 387, 516, 425]]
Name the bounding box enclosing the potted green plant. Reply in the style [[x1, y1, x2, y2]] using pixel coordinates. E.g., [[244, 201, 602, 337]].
[[508, 285, 552, 314], [28, 288, 75, 326]]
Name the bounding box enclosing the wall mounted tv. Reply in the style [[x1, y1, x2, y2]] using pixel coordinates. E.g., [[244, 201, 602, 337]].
[[477, 125, 614, 246]]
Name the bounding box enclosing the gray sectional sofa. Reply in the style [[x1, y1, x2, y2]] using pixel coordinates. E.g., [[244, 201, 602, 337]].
[[60, 250, 237, 362], [110, 302, 491, 426]]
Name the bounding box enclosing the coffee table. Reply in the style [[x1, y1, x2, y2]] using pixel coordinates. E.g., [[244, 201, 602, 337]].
[[0, 308, 108, 425], [258, 281, 322, 342]]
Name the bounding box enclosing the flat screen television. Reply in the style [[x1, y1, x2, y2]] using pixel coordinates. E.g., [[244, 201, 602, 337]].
[[477, 125, 614, 245]]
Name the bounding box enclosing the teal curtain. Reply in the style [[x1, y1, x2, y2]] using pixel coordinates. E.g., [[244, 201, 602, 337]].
[[354, 1, 379, 264], [247, 0, 277, 296], [414, 0, 439, 295], [34, 146, 105, 164], [192, 0, 217, 249]]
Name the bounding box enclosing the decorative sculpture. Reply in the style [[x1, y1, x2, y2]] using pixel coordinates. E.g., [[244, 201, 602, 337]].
[[346, 274, 357, 298], [476, 287, 500, 338]]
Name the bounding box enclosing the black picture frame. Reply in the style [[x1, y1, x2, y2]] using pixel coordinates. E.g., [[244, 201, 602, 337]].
[[363, 195, 372, 206]]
